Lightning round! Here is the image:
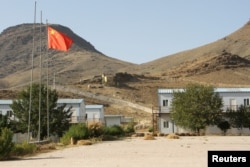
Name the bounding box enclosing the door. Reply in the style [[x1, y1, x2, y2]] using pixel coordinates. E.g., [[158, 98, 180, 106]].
[[229, 99, 237, 111]]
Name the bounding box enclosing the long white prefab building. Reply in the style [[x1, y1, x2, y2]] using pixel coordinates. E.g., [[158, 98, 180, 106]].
[[0, 99, 86, 124], [156, 88, 250, 135]]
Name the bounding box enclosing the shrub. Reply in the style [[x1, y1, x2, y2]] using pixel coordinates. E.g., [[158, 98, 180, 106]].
[[60, 124, 89, 145], [87, 122, 103, 137], [124, 121, 135, 134], [11, 142, 37, 156], [36, 143, 56, 152], [148, 126, 153, 133], [166, 133, 180, 139], [103, 125, 124, 136], [77, 140, 92, 145], [135, 133, 145, 137], [144, 134, 155, 140], [0, 128, 14, 160], [158, 133, 165, 137], [101, 135, 117, 141], [217, 120, 230, 135]]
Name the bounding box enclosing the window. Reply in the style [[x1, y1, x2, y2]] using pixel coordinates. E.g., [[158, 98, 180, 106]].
[[163, 121, 169, 128], [163, 99, 169, 106], [7, 110, 12, 117], [244, 98, 249, 106]]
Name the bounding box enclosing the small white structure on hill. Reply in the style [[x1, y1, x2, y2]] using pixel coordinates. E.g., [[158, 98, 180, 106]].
[[85, 105, 104, 123], [155, 88, 250, 135]]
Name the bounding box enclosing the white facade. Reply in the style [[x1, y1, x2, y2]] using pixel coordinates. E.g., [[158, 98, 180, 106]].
[[57, 99, 86, 123], [0, 100, 14, 120], [85, 105, 104, 123], [104, 115, 122, 127], [0, 99, 86, 124], [157, 88, 250, 135]]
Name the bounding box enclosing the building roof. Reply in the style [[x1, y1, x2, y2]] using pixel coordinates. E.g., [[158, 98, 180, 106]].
[[0, 99, 84, 105], [158, 88, 250, 94], [214, 88, 250, 93], [0, 100, 13, 105], [57, 99, 84, 104], [86, 105, 103, 109], [104, 115, 123, 118]]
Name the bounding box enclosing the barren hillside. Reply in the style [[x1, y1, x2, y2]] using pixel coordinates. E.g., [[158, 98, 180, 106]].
[[129, 21, 250, 77], [2, 21, 250, 122]]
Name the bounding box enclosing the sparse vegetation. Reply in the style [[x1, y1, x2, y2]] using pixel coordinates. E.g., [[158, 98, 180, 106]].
[[60, 124, 89, 145], [11, 142, 37, 156]]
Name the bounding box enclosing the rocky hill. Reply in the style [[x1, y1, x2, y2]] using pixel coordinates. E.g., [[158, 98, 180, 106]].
[[2, 21, 250, 122], [0, 23, 135, 88], [169, 51, 250, 77], [128, 21, 250, 79]]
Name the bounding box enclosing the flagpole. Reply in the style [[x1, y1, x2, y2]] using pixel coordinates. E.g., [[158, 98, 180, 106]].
[[38, 10, 42, 142], [28, 1, 36, 143], [46, 20, 50, 139]]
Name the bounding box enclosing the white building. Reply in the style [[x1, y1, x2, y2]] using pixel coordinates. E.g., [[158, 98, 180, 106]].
[[0, 99, 86, 124], [57, 99, 86, 123], [104, 115, 123, 127], [104, 115, 134, 127], [156, 88, 250, 135], [85, 105, 104, 123], [0, 100, 14, 119]]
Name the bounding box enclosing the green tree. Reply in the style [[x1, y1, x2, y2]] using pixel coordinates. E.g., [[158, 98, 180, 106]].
[[0, 114, 9, 129], [10, 83, 72, 140], [0, 128, 14, 160], [170, 84, 223, 135], [226, 105, 250, 134]]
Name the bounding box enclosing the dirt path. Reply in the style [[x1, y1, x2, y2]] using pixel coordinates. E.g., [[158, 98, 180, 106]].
[[2, 136, 250, 167], [55, 85, 152, 113]]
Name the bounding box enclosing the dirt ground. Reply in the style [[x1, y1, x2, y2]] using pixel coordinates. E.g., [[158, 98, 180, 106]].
[[1, 136, 250, 167]]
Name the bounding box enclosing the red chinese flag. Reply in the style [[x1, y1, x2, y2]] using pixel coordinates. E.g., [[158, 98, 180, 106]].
[[48, 26, 73, 51]]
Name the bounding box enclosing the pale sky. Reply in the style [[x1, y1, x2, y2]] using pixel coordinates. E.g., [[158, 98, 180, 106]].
[[0, 0, 250, 64]]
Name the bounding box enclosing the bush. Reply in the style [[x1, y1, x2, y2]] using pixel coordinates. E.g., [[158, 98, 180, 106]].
[[36, 143, 56, 152], [60, 124, 89, 145], [0, 128, 14, 160], [11, 142, 37, 156], [124, 122, 135, 134], [148, 126, 153, 133], [217, 120, 230, 135], [103, 125, 124, 136], [144, 134, 155, 140], [87, 122, 103, 137], [101, 135, 117, 141], [166, 133, 180, 139]]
